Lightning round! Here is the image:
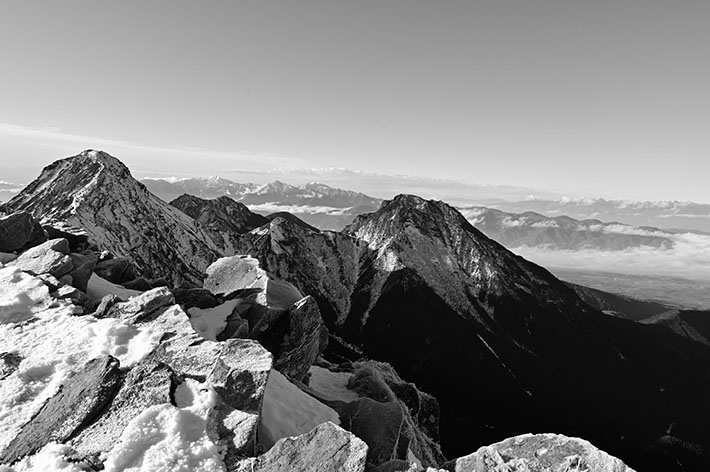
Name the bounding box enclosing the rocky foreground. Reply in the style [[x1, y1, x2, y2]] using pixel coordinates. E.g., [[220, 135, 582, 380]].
[[3, 150, 702, 471]]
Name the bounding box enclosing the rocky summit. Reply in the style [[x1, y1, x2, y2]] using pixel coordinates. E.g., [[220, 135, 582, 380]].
[[2, 151, 708, 472]]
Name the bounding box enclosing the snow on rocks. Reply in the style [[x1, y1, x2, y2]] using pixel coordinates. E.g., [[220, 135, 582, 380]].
[[0, 443, 86, 472], [259, 369, 340, 449], [86, 273, 142, 301], [101, 379, 225, 472], [307, 365, 361, 403], [0, 267, 53, 324], [188, 299, 241, 341]]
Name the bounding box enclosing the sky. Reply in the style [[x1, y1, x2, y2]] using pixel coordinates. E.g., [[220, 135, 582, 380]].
[[1, 1, 708, 202]]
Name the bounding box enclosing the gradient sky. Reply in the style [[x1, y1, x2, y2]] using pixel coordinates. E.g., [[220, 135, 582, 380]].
[[1, 1, 708, 202]]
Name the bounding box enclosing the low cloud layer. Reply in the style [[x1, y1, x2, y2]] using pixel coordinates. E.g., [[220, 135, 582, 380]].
[[513, 229, 710, 281]]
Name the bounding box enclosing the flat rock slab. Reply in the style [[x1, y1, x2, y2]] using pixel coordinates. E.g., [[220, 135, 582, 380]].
[[445, 433, 635, 472], [71, 355, 174, 461], [0, 211, 46, 252], [0, 355, 122, 464], [235, 421, 368, 472], [11, 238, 73, 277]]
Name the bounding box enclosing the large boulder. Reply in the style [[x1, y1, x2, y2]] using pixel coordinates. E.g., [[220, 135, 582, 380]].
[[257, 295, 328, 382], [443, 433, 635, 472], [0, 356, 121, 464], [0, 211, 46, 253], [234, 422, 368, 472], [10, 238, 73, 278]]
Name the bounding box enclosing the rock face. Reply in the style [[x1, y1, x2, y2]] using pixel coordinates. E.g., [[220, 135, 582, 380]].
[[5, 150, 219, 285], [0, 211, 46, 252], [0, 356, 122, 464], [444, 434, 635, 472], [234, 421, 368, 472], [170, 193, 269, 254]]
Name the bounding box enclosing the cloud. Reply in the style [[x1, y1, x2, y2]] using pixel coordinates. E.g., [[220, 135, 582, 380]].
[[513, 230, 710, 281]]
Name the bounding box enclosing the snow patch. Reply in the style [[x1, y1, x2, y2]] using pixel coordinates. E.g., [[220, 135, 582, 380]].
[[0, 443, 85, 472], [187, 299, 240, 341], [0, 267, 52, 324], [259, 369, 340, 449], [307, 365, 360, 403], [87, 273, 143, 301]]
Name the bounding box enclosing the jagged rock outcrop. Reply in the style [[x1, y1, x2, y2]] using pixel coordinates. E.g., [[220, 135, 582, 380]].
[[170, 193, 269, 254], [5, 150, 219, 285], [443, 433, 634, 472], [0, 211, 46, 252], [234, 421, 368, 472], [234, 215, 361, 327]]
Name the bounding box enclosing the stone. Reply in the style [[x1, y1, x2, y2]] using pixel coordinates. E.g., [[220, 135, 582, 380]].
[[10, 238, 73, 277], [105, 287, 175, 323], [234, 422, 368, 472], [71, 354, 175, 461], [0, 211, 46, 252], [204, 255, 302, 308], [67, 252, 97, 292], [94, 257, 139, 284], [373, 460, 420, 472], [91, 294, 121, 318], [174, 287, 221, 309], [0, 356, 122, 464], [258, 295, 328, 382], [122, 277, 153, 291], [0, 351, 23, 380], [339, 397, 410, 469], [51, 285, 91, 311], [443, 433, 635, 472]]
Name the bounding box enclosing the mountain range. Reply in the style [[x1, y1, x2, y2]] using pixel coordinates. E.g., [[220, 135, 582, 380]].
[[2, 150, 710, 471]]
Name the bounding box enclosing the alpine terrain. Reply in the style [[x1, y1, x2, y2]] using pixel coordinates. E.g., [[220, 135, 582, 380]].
[[1, 151, 708, 472]]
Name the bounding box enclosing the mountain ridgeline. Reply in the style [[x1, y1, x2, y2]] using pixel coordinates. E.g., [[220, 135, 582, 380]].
[[3, 150, 710, 471]]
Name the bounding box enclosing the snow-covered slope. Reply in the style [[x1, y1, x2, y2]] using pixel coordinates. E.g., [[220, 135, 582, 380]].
[[4, 151, 219, 285]]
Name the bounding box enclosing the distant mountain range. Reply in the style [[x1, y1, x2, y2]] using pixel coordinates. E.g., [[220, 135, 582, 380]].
[[142, 177, 382, 230], [487, 198, 710, 233]]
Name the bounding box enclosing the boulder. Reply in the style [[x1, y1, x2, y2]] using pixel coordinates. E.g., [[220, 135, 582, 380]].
[[10, 238, 73, 278], [91, 294, 121, 318], [0, 211, 46, 252], [67, 252, 97, 292], [70, 354, 175, 462], [94, 257, 139, 284], [105, 287, 175, 323], [339, 397, 410, 469], [0, 356, 122, 464], [234, 422, 368, 472], [51, 285, 91, 311], [257, 295, 328, 382], [443, 433, 635, 472], [204, 255, 302, 308]]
